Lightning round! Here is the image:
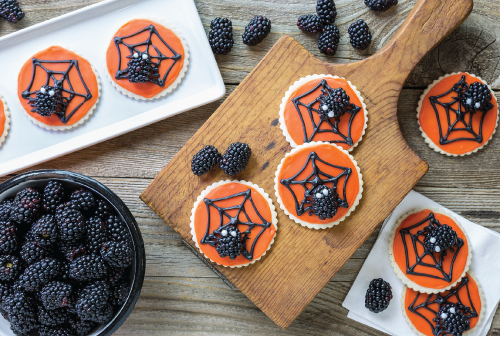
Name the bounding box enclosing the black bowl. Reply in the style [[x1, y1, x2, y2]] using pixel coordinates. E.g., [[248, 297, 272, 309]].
[[0, 170, 145, 336]]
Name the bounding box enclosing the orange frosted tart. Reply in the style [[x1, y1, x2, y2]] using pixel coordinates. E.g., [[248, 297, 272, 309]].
[[402, 272, 484, 336], [417, 72, 498, 156], [18, 46, 100, 131], [106, 18, 189, 100], [0, 95, 10, 149], [389, 208, 472, 294], [274, 141, 363, 229], [190, 180, 277, 268], [279, 74, 368, 151]]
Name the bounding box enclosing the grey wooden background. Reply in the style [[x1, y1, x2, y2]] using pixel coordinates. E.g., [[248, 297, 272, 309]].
[[1, 0, 500, 335]]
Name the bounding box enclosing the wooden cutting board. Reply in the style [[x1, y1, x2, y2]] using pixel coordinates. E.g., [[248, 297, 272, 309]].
[[141, 0, 472, 329]]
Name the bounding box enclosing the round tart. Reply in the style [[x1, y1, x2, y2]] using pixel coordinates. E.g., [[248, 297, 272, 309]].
[[18, 46, 101, 131], [389, 208, 472, 294], [274, 141, 363, 229], [106, 18, 189, 100], [402, 272, 484, 336], [279, 74, 368, 151], [417, 72, 499, 156], [0, 95, 10, 149], [190, 180, 277, 268]]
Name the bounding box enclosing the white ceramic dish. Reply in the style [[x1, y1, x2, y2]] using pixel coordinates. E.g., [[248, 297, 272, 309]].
[[0, 0, 225, 177]]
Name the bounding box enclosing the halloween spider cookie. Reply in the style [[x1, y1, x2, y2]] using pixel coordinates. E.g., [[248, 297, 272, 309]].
[[18, 46, 101, 131], [279, 74, 368, 151], [190, 180, 277, 268], [106, 18, 189, 100], [274, 141, 363, 229], [389, 208, 472, 294], [417, 72, 499, 156], [402, 272, 484, 336], [0, 95, 10, 148]]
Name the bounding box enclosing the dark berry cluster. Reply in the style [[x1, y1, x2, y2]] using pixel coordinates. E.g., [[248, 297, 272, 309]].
[[365, 278, 393, 313], [209, 17, 234, 55], [0, 181, 134, 335], [126, 52, 159, 84], [364, 0, 398, 12], [318, 24, 340, 56], [0, 0, 24, 23], [191, 142, 252, 177], [462, 81, 493, 113], [316, 0, 337, 25], [437, 303, 471, 335], [29, 86, 65, 117], [242, 16, 271, 46], [348, 19, 372, 50], [297, 15, 325, 34], [310, 185, 340, 220], [318, 86, 350, 119], [215, 225, 243, 260], [424, 224, 458, 254]]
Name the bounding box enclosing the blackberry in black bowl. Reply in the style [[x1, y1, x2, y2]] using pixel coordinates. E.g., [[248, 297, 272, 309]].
[[0, 170, 145, 335]]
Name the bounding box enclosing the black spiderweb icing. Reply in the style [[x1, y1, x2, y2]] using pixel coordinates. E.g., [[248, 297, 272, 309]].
[[279, 151, 350, 217], [399, 212, 464, 282], [114, 24, 182, 87], [21, 59, 93, 124], [408, 276, 478, 336], [291, 79, 361, 146], [200, 188, 272, 261], [429, 75, 494, 145]]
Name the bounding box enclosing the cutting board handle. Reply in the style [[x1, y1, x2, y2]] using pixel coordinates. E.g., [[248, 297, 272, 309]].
[[374, 0, 473, 85]]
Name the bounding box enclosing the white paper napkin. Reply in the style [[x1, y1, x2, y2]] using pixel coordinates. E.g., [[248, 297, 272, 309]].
[[342, 190, 500, 335]]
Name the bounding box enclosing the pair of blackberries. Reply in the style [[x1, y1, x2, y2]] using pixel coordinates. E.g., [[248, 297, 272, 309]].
[[209, 16, 272, 55], [0, 0, 24, 23], [191, 142, 252, 176]]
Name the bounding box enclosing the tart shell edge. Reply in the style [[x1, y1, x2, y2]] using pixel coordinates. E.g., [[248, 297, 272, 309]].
[[0, 94, 10, 148]]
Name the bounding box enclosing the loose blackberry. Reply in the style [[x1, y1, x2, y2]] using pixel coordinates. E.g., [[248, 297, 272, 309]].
[[318, 86, 350, 119], [86, 217, 108, 254], [310, 185, 340, 220], [0, 255, 22, 282], [10, 187, 42, 224], [29, 86, 65, 117], [41, 281, 73, 310], [215, 225, 242, 260], [105, 215, 131, 243], [424, 224, 458, 253], [463, 81, 493, 113], [318, 24, 340, 56], [242, 16, 271, 46], [59, 241, 86, 262], [19, 257, 63, 291], [126, 52, 159, 84], [70, 188, 96, 212], [69, 254, 108, 282], [191, 145, 222, 176], [365, 278, 393, 313], [111, 281, 130, 306], [38, 306, 69, 326], [0, 224, 18, 254], [209, 17, 234, 55], [9, 313, 39, 335], [42, 181, 65, 213], [31, 214, 58, 247], [106, 267, 126, 286], [297, 15, 325, 34], [348, 19, 372, 50], [94, 198, 113, 219], [55, 202, 85, 242], [316, 0, 336, 24], [437, 303, 471, 335], [20, 241, 53, 265], [75, 280, 110, 317], [101, 241, 133, 268], [0, 199, 12, 221], [70, 318, 96, 336], [219, 142, 251, 176], [39, 326, 75, 336], [2, 291, 36, 316], [364, 0, 398, 11], [0, 0, 24, 23], [78, 305, 113, 324]]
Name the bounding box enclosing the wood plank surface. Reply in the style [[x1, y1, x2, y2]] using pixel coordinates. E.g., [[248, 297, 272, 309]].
[[2, 0, 500, 334]]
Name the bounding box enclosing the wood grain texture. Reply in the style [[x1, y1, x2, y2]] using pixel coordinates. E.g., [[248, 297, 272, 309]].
[[2, 0, 500, 334], [140, 0, 476, 328]]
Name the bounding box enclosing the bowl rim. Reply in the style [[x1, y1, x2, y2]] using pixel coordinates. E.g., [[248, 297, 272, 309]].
[[0, 169, 146, 336]]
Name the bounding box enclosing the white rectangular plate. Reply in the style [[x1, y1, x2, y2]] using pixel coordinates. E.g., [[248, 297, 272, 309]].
[[0, 0, 225, 177]]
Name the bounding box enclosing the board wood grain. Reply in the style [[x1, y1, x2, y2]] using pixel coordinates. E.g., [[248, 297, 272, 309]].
[[141, 0, 473, 328]]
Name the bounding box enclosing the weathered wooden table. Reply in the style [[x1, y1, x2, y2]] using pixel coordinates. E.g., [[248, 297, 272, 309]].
[[2, 0, 500, 335]]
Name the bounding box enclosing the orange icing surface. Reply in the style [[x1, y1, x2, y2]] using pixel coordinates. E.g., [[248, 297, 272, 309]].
[[283, 77, 366, 150], [193, 182, 276, 267], [106, 19, 185, 99], [404, 273, 481, 336], [393, 209, 469, 289], [277, 143, 360, 224], [419, 73, 498, 155], [18, 46, 99, 127], [0, 99, 4, 137]]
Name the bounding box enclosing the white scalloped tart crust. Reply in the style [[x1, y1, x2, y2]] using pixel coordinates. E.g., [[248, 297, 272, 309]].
[[0, 95, 10, 148]]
